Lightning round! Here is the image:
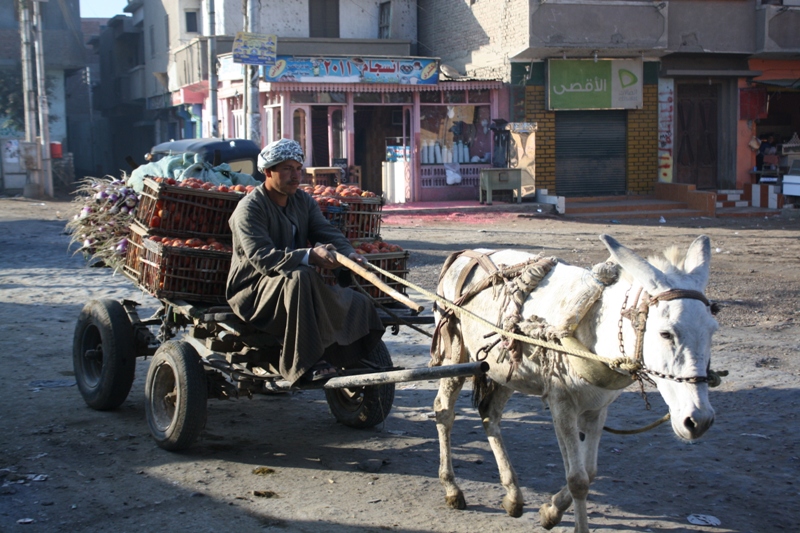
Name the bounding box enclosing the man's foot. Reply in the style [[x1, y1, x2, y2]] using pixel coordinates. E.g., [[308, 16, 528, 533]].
[[300, 360, 338, 383]]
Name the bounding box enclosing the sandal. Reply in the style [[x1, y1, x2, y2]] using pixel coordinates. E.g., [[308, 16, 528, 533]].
[[300, 360, 338, 383]]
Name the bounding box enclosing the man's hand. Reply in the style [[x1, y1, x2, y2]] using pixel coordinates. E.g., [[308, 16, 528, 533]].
[[348, 252, 368, 265], [309, 243, 340, 269]]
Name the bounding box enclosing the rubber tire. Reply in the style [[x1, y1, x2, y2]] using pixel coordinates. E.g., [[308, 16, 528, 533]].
[[325, 340, 395, 429], [73, 299, 137, 410], [145, 341, 208, 451]]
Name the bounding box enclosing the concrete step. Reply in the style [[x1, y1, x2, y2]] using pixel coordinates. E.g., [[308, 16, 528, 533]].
[[566, 208, 709, 220], [716, 200, 749, 208], [565, 198, 689, 215]]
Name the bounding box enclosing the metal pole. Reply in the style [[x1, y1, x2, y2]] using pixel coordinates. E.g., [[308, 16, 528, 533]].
[[246, 0, 260, 144], [19, 0, 41, 197], [32, 0, 52, 198], [322, 361, 490, 390], [242, 0, 249, 139], [208, 0, 218, 138], [261, 361, 489, 392]]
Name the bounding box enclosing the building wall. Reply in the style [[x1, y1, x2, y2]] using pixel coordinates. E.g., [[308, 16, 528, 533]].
[[524, 82, 658, 196], [418, 0, 527, 81], [668, 0, 755, 54], [627, 85, 658, 195], [144, 0, 170, 101], [340, 0, 416, 42], [523, 86, 555, 193]]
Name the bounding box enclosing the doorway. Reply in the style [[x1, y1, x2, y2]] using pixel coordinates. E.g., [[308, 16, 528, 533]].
[[676, 84, 719, 189]]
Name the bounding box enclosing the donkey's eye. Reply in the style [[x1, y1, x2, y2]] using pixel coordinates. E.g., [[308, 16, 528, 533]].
[[660, 331, 673, 340]]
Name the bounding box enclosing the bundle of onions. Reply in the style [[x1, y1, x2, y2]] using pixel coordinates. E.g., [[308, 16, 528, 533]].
[[66, 176, 139, 271]]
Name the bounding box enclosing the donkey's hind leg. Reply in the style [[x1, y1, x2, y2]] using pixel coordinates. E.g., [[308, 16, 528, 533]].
[[434, 375, 467, 510], [477, 384, 524, 517]]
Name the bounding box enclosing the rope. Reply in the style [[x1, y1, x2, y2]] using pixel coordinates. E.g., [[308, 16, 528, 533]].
[[361, 259, 639, 375], [603, 413, 671, 435]]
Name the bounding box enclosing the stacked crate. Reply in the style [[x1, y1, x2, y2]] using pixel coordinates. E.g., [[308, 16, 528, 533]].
[[125, 178, 244, 303], [312, 188, 409, 304]]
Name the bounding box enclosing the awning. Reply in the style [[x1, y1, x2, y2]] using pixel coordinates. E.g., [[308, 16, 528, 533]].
[[262, 80, 503, 93], [751, 78, 800, 90]]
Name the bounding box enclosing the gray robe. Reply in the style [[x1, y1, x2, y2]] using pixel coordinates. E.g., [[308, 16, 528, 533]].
[[226, 186, 384, 384]]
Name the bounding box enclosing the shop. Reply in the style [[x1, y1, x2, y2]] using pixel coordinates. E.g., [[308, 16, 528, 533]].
[[741, 60, 800, 186], [543, 58, 648, 197], [217, 54, 504, 202]]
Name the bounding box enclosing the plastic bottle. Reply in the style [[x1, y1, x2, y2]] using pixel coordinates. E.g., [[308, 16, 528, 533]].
[[456, 141, 464, 163], [421, 140, 429, 164], [434, 141, 443, 164]]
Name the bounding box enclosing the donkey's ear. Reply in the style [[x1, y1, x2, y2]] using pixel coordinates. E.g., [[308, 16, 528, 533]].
[[600, 234, 669, 293], [684, 235, 711, 289]]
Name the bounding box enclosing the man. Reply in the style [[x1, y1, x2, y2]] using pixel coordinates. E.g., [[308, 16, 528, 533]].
[[226, 139, 384, 384]]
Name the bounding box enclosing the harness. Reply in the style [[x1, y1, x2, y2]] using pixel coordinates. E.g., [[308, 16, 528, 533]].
[[618, 286, 722, 386], [432, 250, 725, 391]]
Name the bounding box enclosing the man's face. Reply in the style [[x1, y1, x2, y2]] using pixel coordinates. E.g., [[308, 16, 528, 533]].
[[265, 159, 303, 197]]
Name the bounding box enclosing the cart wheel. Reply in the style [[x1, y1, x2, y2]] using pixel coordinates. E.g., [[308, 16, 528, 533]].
[[73, 299, 137, 410], [325, 340, 395, 429], [145, 341, 208, 451]]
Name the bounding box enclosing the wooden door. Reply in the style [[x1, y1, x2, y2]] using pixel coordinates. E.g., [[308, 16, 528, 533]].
[[676, 84, 718, 189]]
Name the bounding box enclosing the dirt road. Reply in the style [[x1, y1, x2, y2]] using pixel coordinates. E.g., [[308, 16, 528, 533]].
[[1, 196, 798, 532]]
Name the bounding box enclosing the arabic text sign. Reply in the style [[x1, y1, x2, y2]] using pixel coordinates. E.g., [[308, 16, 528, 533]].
[[261, 56, 439, 85], [233, 32, 277, 66], [548, 59, 642, 110]]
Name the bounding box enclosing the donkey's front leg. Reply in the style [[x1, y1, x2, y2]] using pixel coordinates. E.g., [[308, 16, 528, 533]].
[[434, 375, 467, 510], [540, 396, 592, 533], [477, 385, 524, 517]]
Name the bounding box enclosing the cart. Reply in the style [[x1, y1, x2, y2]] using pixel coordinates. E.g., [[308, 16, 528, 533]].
[[72, 294, 488, 451]]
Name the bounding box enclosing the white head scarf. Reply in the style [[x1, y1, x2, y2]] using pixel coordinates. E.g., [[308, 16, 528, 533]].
[[257, 139, 305, 171]]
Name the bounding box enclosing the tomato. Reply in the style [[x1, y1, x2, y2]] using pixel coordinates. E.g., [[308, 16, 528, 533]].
[[202, 182, 214, 190], [150, 215, 161, 228], [166, 178, 177, 186], [217, 185, 229, 193]]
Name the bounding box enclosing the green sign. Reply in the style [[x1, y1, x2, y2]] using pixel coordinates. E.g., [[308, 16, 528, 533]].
[[548, 59, 642, 110]]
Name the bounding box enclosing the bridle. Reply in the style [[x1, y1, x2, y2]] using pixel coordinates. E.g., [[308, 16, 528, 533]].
[[619, 286, 720, 385]]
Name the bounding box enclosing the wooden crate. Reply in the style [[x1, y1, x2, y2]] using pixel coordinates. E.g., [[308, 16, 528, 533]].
[[338, 196, 383, 239], [125, 227, 232, 303], [134, 178, 244, 238]]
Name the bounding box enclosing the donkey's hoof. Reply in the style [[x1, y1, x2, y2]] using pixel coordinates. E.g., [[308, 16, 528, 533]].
[[539, 503, 562, 530], [445, 492, 466, 510], [502, 496, 524, 517]]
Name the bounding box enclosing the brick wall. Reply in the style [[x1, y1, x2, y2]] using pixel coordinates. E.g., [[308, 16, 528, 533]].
[[524, 86, 556, 192], [626, 84, 658, 194], [417, 0, 526, 82]]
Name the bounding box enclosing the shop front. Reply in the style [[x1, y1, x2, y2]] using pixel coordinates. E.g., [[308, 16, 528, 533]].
[[741, 59, 800, 188], [217, 54, 503, 202]]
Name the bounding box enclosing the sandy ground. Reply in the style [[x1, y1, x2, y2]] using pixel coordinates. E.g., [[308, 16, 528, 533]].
[[1, 196, 799, 532]]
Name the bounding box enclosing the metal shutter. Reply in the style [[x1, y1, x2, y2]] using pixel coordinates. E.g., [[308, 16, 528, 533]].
[[555, 111, 627, 197]]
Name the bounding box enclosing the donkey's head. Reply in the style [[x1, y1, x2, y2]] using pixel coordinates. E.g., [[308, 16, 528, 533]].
[[601, 235, 719, 441]]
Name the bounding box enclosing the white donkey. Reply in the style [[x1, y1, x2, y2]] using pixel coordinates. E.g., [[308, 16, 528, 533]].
[[431, 235, 719, 532]]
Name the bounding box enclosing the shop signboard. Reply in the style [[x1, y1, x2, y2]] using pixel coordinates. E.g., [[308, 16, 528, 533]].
[[547, 59, 642, 110], [233, 32, 277, 66], [260, 56, 439, 85], [218, 55, 244, 82]]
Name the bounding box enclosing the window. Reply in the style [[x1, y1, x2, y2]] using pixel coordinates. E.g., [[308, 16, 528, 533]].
[[185, 11, 198, 33], [420, 105, 491, 164], [379, 2, 391, 39], [309, 0, 339, 38], [164, 15, 170, 47], [149, 25, 155, 57]]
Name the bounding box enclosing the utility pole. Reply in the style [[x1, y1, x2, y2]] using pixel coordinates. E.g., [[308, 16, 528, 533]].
[[32, 0, 53, 198], [245, 0, 261, 144], [208, 0, 218, 138], [20, 0, 41, 198]]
